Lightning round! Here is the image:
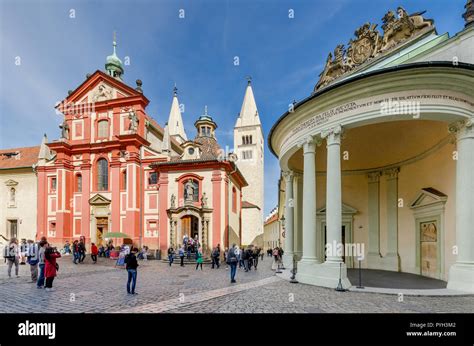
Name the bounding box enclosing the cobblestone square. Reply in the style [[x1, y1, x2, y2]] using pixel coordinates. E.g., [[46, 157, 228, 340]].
[[1, 256, 472, 314]]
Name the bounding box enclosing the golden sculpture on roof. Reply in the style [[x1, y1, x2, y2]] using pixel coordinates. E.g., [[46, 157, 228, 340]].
[[314, 6, 434, 91]]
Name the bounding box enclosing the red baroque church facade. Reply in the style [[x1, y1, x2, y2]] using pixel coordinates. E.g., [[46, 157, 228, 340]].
[[35, 42, 256, 253]]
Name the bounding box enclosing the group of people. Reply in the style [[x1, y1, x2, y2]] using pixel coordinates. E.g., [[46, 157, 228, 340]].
[[165, 242, 265, 283], [3, 237, 61, 291], [3, 234, 276, 293]]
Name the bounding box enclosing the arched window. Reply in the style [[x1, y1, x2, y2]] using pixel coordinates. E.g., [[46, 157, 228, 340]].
[[98, 120, 109, 138], [97, 158, 108, 191], [232, 187, 237, 213], [9, 188, 15, 203], [249, 135, 253, 144], [76, 174, 82, 192]]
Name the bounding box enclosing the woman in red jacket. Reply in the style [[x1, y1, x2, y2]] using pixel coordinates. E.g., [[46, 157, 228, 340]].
[[91, 243, 98, 264], [44, 246, 61, 292]]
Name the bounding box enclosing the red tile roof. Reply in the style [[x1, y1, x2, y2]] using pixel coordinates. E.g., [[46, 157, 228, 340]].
[[242, 201, 260, 210], [264, 213, 279, 226], [0, 146, 40, 170]]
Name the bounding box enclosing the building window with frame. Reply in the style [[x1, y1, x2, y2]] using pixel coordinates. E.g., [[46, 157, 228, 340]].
[[76, 174, 82, 193], [242, 150, 253, 160], [9, 187, 16, 203], [50, 177, 57, 192], [97, 158, 108, 191], [98, 120, 109, 138], [149, 172, 158, 185], [122, 170, 127, 190]]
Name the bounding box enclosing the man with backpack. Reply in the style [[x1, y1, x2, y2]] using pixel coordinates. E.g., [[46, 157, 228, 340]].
[[26, 239, 39, 282], [211, 244, 221, 269], [226, 244, 238, 283], [4, 238, 20, 278], [124, 247, 139, 295]]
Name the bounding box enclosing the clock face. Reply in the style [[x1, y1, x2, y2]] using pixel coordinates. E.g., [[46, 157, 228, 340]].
[[188, 148, 195, 155]]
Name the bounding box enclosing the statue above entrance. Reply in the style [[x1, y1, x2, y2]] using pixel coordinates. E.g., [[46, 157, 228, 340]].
[[184, 179, 197, 202]]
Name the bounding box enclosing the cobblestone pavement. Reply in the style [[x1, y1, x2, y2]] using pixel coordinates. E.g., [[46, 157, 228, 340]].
[[0, 255, 472, 313]]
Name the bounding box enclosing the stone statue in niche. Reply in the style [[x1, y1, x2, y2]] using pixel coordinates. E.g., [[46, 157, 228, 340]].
[[128, 110, 139, 133], [59, 120, 69, 139], [184, 179, 195, 202]]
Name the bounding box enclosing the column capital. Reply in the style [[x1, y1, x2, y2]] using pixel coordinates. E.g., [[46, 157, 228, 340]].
[[298, 136, 322, 153], [367, 171, 382, 183], [282, 170, 294, 183], [384, 167, 400, 180], [321, 125, 344, 145], [449, 117, 474, 140]]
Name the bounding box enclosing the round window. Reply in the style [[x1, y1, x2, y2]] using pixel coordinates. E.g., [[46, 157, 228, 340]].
[[188, 148, 195, 155]]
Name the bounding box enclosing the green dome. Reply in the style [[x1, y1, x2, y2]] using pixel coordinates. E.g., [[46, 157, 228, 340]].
[[105, 41, 124, 78]]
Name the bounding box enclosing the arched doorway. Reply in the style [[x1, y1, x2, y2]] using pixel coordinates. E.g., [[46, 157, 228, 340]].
[[181, 215, 199, 241]]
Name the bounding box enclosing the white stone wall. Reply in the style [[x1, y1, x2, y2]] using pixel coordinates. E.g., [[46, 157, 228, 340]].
[[0, 169, 38, 242]]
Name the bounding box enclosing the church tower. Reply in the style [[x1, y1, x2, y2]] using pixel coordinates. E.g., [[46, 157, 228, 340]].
[[234, 78, 264, 245], [167, 86, 187, 144]]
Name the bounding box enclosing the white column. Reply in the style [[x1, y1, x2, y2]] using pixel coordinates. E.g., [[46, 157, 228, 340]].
[[448, 119, 474, 292], [282, 171, 294, 268], [300, 137, 318, 263], [324, 126, 343, 263]]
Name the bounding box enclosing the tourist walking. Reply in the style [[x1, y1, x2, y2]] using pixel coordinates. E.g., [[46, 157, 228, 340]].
[[78, 239, 86, 263], [227, 244, 238, 283], [72, 240, 79, 264], [4, 237, 20, 278], [211, 244, 220, 269], [125, 247, 139, 295], [195, 248, 203, 270], [167, 247, 175, 266], [44, 245, 61, 292], [224, 247, 229, 270], [91, 243, 98, 264], [20, 239, 28, 265], [26, 239, 39, 282], [242, 247, 249, 272], [179, 246, 185, 267], [36, 239, 47, 288]]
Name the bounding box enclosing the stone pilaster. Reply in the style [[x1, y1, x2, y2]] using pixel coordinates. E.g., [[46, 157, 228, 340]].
[[282, 171, 295, 268], [383, 167, 400, 271], [367, 171, 383, 269], [293, 173, 303, 260]]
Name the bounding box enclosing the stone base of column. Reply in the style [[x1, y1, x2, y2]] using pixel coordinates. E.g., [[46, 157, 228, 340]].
[[447, 263, 474, 293], [296, 260, 351, 289], [282, 253, 294, 269]]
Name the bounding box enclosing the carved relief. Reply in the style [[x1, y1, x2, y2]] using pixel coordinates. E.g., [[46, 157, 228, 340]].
[[92, 84, 113, 102], [315, 6, 434, 91]]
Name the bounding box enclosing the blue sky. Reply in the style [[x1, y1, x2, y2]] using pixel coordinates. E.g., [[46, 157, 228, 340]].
[[0, 0, 467, 215]]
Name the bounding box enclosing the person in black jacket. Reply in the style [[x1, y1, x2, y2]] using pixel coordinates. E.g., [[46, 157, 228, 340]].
[[125, 247, 139, 295]]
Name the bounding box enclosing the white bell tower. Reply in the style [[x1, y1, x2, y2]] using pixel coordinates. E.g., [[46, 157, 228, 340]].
[[234, 78, 264, 245]]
